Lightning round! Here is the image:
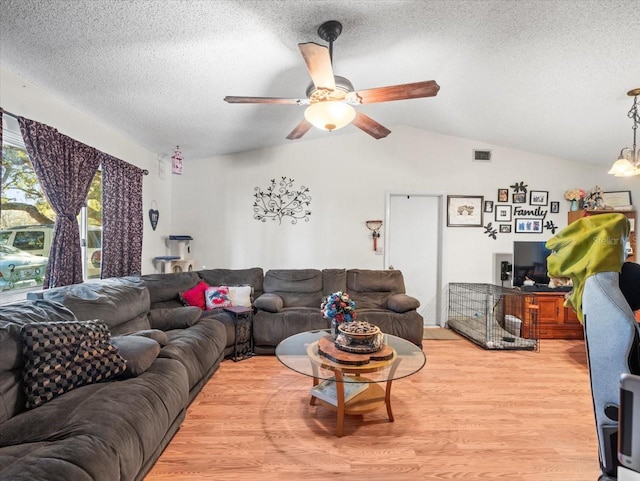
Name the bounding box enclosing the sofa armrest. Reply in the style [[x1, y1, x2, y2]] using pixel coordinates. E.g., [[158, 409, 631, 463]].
[[386, 294, 420, 313], [148, 306, 201, 330], [254, 293, 284, 313]]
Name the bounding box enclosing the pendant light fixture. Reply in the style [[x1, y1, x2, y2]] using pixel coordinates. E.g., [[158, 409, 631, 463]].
[[608, 88, 640, 177]]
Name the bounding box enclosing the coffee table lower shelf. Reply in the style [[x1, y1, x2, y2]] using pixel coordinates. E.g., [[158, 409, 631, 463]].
[[309, 375, 394, 437]]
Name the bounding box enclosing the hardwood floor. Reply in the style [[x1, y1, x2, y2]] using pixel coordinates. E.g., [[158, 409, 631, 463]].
[[145, 339, 600, 481]]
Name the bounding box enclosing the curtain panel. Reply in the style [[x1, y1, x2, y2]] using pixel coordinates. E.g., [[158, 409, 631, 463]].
[[101, 154, 144, 279], [18, 117, 101, 288], [0, 109, 3, 182]]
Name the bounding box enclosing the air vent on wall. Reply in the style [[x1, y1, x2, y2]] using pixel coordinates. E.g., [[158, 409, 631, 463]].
[[473, 149, 492, 162]]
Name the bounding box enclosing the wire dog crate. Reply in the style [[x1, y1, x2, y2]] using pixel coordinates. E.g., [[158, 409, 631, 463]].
[[447, 283, 539, 351]]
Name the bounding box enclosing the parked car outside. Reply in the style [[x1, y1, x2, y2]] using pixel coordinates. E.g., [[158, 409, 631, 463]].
[[0, 244, 48, 290], [0, 224, 102, 279]]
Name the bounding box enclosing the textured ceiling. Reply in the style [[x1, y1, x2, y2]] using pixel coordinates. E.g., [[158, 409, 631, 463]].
[[1, 0, 639, 166]]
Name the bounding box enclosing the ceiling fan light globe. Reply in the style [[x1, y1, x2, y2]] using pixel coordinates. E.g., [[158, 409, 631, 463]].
[[304, 101, 356, 132]]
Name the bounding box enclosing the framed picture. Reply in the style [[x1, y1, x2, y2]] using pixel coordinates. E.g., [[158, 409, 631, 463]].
[[512, 192, 526, 203], [484, 200, 494, 213], [515, 218, 543, 234], [550, 201, 560, 213], [447, 195, 484, 227], [495, 204, 512, 222], [529, 190, 549, 206], [497, 188, 509, 203], [602, 190, 632, 208], [499, 224, 512, 233]]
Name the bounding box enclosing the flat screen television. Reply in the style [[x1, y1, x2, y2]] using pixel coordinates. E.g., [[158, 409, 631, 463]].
[[512, 241, 551, 287]]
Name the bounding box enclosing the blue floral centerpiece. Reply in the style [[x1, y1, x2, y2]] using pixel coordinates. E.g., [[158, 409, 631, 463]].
[[321, 291, 357, 339]]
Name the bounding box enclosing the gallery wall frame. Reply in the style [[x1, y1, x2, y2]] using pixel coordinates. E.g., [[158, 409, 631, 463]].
[[550, 201, 560, 213], [499, 224, 512, 233], [447, 195, 484, 227], [495, 204, 512, 222], [515, 218, 543, 234], [484, 200, 494, 213], [497, 188, 509, 202], [513, 192, 526, 203], [529, 190, 549, 206]]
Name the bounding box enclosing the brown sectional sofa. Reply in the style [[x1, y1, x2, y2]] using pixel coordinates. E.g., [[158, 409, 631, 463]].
[[138, 267, 423, 354], [0, 267, 422, 481], [253, 268, 423, 353], [0, 276, 226, 481]]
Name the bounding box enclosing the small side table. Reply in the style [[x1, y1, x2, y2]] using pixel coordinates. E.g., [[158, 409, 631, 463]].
[[223, 306, 254, 361]]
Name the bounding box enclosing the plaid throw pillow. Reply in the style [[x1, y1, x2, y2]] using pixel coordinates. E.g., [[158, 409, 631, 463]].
[[21, 320, 126, 409]]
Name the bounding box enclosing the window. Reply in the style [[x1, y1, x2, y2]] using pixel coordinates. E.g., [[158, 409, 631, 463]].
[[1, 114, 102, 302]]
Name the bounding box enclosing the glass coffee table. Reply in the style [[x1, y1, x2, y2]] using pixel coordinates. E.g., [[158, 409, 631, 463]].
[[275, 329, 426, 436]]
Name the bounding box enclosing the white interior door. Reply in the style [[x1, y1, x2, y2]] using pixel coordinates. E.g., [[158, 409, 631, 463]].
[[386, 194, 442, 326]]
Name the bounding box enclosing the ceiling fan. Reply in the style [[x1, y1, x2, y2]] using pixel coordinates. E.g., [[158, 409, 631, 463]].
[[224, 20, 440, 140]]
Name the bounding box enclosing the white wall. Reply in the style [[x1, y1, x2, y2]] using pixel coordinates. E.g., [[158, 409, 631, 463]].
[[172, 125, 639, 320], [0, 66, 170, 274]]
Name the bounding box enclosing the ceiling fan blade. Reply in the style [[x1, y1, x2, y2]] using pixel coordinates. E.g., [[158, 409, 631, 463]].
[[286, 118, 312, 140], [224, 96, 305, 105], [353, 80, 440, 104], [298, 42, 336, 91], [352, 112, 391, 139]]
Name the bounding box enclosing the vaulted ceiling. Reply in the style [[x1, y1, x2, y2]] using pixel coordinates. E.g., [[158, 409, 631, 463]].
[[1, 0, 639, 167]]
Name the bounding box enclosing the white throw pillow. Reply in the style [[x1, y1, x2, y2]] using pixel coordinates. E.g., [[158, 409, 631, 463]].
[[228, 285, 252, 308]]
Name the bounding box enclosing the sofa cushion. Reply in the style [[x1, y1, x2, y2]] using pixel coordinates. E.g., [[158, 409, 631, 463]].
[[254, 293, 284, 313], [161, 317, 227, 391], [142, 271, 201, 306], [387, 294, 420, 313], [0, 358, 189, 481], [111, 335, 160, 378], [130, 328, 169, 346], [180, 280, 209, 309], [263, 269, 323, 308], [21, 320, 126, 409], [0, 300, 78, 425], [347, 269, 406, 309], [204, 286, 232, 310], [322, 269, 347, 295], [148, 307, 201, 331], [40, 277, 151, 334], [198, 268, 264, 299]]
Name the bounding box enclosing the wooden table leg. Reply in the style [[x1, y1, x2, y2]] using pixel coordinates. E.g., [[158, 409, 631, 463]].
[[385, 380, 394, 422], [335, 370, 345, 437], [385, 357, 402, 422], [309, 359, 319, 406]]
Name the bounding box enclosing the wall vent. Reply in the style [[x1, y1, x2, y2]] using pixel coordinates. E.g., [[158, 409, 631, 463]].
[[473, 149, 492, 162]]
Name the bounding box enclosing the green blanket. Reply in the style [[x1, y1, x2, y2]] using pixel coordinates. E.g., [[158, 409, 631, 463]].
[[546, 212, 630, 322]]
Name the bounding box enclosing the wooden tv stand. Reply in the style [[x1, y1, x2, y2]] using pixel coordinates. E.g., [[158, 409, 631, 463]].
[[506, 289, 583, 340], [528, 291, 583, 340]]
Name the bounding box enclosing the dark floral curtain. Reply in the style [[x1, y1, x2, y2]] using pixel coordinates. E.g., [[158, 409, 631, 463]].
[[18, 117, 101, 288], [0, 109, 3, 181], [101, 154, 144, 278]]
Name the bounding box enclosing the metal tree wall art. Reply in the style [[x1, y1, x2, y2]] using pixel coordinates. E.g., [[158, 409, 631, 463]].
[[253, 177, 312, 224]]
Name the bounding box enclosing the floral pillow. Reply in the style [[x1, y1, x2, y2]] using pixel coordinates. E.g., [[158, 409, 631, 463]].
[[179, 281, 210, 310], [205, 286, 232, 310]]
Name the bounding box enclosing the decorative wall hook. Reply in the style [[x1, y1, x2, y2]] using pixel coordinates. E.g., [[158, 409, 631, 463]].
[[366, 220, 383, 251]]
